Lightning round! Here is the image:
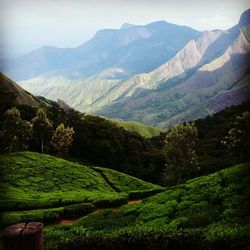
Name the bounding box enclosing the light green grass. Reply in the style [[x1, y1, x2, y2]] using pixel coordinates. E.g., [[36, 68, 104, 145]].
[[75, 163, 250, 230], [0, 151, 161, 227], [112, 120, 164, 138], [93, 166, 161, 193]]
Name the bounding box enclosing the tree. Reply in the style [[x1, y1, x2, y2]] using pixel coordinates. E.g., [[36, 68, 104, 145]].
[[32, 108, 53, 153], [163, 122, 198, 185], [18, 120, 33, 150], [222, 111, 250, 160], [1, 107, 33, 152], [51, 123, 74, 155]]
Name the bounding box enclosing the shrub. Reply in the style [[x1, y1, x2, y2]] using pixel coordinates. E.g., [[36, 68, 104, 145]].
[[1, 207, 63, 228], [128, 188, 164, 200], [63, 203, 94, 219], [93, 196, 128, 208]]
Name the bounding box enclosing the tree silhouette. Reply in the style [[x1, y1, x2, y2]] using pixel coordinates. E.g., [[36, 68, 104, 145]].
[[51, 123, 74, 155], [222, 111, 250, 160], [164, 122, 198, 184], [32, 108, 52, 153], [1, 107, 33, 152]]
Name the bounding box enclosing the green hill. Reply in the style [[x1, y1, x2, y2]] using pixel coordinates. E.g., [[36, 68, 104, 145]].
[[0, 152, 162, 227], [0, 73, 165, 184], [45, 163, 250, 249], [112, 120, 164, 138]]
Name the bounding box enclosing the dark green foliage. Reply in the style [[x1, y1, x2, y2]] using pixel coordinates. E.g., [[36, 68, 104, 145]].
[[0, 91, 16, 123], [196, 102, 250, 172], [63, 203, 94, 219], [69, 114, 165, 183], [128, 188, 164, 200], [44, 225, 250, 250], [32, 108, 53, 153], [1, 207, 64, 227], [0, 108, 33, 152], [164, 122, 198, 184], [76, 208, 139, 231], [152, 101, 250, 182], [222, 111, 250, 159], [0, 199, 61, 212], [93, 196, 128, 208]]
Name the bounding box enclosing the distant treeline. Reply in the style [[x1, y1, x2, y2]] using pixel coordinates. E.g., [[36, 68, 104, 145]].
[[0, 91, 249, 185]]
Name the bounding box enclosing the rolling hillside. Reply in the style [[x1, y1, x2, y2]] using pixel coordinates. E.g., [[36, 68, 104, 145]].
[[0, 73, 166, 184], [45, 163, 250, 249], [0, 152, 162, 227], [111, 119, 164, 138]]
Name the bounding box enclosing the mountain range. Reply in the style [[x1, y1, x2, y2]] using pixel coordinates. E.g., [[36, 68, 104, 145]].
[[1, 9, 250, 128]]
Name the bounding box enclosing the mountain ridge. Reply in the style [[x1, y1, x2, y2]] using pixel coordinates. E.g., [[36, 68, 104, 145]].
[[2, 20, 200, 81], [91, 12, 250, 127], [2, 9, 250, 128]]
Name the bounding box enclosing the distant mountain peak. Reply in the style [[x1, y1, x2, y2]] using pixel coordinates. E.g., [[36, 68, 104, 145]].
[[120, 23, 135, 29], [238, 8, 250, 26]]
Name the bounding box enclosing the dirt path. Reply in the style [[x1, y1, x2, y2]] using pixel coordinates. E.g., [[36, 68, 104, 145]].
[[93, 168, 120, 192], [56, 219, 76, 225], [127, 200, 142, 205], [52, 199, 142, 226]]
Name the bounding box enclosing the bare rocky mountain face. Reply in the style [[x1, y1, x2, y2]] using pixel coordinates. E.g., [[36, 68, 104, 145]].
[[1, 9, 250, 128]]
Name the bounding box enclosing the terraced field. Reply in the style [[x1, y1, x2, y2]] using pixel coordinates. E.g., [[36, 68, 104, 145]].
[[44, 163, 250, 250], [0, 152, 163, 227], [1, 152, 249, 250]]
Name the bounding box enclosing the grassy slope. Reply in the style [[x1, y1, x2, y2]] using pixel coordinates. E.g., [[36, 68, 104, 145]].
[[93, 166, 161, 193], [111, 119, 164, 138], [45, 163, 250, 249], [0, 152, 161, 226]]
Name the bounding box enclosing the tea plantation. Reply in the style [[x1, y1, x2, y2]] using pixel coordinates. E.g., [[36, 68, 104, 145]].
[[44, 163, 250, 250], [0, 151, 162, 227]]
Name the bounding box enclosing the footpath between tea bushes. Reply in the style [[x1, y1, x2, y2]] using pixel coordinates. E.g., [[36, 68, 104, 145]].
[[45, 163, 250, 250]]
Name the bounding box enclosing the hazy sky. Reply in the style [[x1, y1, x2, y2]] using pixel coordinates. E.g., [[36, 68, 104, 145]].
[[0, 0, 249, 58]]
